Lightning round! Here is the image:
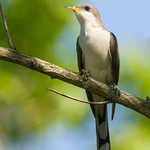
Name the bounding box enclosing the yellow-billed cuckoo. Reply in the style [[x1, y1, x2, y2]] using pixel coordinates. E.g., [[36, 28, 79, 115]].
[[66, 4, 120, 150]]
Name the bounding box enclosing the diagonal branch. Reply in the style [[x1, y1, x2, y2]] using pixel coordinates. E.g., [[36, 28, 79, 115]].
[[0, 3, 15, 49], [0, 46, 150, 118]]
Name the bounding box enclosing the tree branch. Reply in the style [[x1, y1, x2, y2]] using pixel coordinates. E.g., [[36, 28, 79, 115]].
[[0, 47, 150, 118], [0, 3, 15, 49]]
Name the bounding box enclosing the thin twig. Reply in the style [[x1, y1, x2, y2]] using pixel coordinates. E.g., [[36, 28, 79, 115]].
[[47, 88, 110, 105], [0, 3, 15, 49]]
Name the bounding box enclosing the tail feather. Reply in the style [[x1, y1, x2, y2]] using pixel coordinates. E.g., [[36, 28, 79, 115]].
[[111, 103, 116, 120], [96, 105, 110, 150], [86, 91, 110, 150]]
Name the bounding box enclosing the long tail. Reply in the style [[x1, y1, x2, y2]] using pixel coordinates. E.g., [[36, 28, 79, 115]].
[[86, 92, 110, 150], [111, 103, 116, 120]]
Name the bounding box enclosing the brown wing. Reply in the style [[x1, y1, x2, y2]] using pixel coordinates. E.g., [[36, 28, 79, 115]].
[[110, 32, 120, 120], [76, 37, 84, 71], [110, 32, 120, 85], [76, 37, 95, 115]]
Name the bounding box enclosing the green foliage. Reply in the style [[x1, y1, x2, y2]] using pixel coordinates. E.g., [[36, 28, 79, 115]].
[[0, 0, 87, 140], [113, 46, 150, 150], [0, 1, 150, 150]]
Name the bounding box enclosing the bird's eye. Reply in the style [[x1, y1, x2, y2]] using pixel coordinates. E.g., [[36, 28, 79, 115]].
[[84, 6, 90, 11]]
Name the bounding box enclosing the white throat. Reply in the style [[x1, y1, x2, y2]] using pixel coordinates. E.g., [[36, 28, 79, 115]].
[[80, 20, 101, 35], [78, 17, 111, 83]]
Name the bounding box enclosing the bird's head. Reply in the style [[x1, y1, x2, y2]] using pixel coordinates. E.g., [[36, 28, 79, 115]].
[[66, 4, 101, 26]]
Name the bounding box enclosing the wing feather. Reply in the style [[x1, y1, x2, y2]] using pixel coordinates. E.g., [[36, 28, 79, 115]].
[[76, 37, 84, 71], [109, 32, 120, 120], [109, 32, 120, 85], [76, 37, 95, 115]]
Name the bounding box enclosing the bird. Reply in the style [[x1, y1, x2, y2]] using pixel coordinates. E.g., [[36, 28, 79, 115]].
[[66, 4, 120, 150]]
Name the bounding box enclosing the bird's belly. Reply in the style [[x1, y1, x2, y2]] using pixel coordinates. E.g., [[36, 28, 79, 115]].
[[80, 32, 112, 83], [85, 49, 112, 83]]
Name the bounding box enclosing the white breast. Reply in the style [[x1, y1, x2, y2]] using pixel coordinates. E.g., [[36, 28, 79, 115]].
[[79, 26, 112, 83]]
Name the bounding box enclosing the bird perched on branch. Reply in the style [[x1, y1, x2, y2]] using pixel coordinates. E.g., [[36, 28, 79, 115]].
[[66, 4, 120, 150]]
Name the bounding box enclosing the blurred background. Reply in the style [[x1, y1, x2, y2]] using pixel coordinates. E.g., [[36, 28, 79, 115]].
[[0, 0, 150, 150]]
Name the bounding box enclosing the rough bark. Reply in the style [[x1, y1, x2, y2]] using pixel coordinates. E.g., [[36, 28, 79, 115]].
[[0, 47, 150, 118]]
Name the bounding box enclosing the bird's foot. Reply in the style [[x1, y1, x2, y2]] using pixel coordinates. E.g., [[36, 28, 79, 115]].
[[79, 69, 91, 81], [110, 83, 120, 97]]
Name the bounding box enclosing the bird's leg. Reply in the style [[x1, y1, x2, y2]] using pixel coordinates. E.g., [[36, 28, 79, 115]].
[[79, 69, 91, 81], [110, 83, 120, 97]]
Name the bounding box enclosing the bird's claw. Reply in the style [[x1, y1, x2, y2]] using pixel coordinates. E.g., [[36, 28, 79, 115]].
[[79, 69, 91, 81], [110, 83, 120, 97]]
